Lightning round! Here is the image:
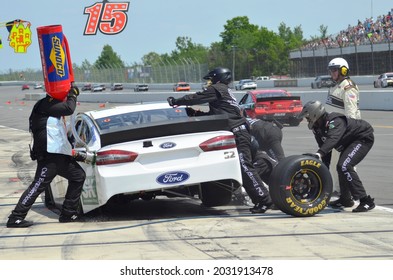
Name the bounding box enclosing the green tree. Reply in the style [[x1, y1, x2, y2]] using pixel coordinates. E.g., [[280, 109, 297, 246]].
[[141, 52, 162, 66], [319, 24, 328, 39], [216, 16, 261, 79], [206, 42, 229, 69], [220, 16, 259, 49], [94, 45, 125, 68], [84, 17, 307, 80], [251, 27, 286, 76], [278, 22, 304, 50], [81, 59, 92, 69], [211, 16, 303, 79], [170, 36, 208, 64], [276, 22, 305, 74]]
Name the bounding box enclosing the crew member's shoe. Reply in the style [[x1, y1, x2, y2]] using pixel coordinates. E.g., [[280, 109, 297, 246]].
[[59, 214, 83, 223], [330, 190, 341, 200], [6, 218, 33, 228], [352, 195, 375, 212], [329, 197, 355, 208], [232, 187, 253, 206], [250, 202, 273, 214]]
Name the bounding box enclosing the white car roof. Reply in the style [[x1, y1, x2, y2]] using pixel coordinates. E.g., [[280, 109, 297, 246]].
[[85, 102, 171, 119]]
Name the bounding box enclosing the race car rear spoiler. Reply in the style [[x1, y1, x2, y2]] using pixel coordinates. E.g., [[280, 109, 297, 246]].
[[99, 114, 230, 147], [256, 96, 301, 102]]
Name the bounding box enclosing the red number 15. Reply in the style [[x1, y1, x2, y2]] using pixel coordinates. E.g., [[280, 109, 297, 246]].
[[84, 1, 130, 35]]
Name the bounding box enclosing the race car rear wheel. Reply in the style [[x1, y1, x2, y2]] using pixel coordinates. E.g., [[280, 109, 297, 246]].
[[269, 155, 332, 217], [200, 180, 238, 207]]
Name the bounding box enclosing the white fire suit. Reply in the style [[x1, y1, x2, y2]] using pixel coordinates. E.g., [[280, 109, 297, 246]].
[[325, 77, 361, 195]]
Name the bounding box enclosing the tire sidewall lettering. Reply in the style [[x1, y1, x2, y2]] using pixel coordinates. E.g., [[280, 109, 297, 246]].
[[269, 155, 333, 217]]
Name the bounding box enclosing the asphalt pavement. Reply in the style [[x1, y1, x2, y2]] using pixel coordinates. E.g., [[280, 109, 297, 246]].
[[0, 85, 393, 263]]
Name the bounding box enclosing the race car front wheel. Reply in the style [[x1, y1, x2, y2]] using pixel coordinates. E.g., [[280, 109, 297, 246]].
[[269, 155, 332, 217]]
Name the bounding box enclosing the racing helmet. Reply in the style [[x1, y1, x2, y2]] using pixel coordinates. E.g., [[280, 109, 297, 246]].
[[299, 100, 326, 129], [328, 57, 349, 76], [203, 67, 232, 84]]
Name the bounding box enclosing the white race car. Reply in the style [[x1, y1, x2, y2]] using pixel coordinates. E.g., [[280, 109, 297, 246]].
[[45, 103, 243, 214], [46, 103, 334, 218]]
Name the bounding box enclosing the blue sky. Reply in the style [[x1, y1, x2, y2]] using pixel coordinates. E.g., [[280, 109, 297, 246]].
[[0, 0, 390, 72]]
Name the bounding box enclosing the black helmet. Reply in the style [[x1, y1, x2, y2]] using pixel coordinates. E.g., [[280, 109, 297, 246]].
[[203, 67, 232, 84], [298, 100, 326, 129]]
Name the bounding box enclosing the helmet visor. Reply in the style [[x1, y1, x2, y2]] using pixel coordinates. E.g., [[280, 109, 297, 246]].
[[328, 65, 340, 72], [203, 74, 212, 80]]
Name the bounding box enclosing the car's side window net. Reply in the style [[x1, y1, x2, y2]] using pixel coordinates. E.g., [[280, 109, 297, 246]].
[[73, 117, 100, 149]]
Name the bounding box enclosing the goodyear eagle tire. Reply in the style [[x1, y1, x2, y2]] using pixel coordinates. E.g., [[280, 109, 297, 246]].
[[269, 155, 332, 217]]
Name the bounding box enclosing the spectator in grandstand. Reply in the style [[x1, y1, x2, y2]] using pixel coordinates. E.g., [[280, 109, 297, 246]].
[[301, 9, 393, 51]]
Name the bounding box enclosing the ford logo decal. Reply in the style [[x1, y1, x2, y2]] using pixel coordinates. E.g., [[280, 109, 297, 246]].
[[160, 142, 176, 149], [156, 171, 190, 185]]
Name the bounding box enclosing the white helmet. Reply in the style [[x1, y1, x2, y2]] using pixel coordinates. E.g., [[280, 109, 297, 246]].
[[327, 57, 349, 76]]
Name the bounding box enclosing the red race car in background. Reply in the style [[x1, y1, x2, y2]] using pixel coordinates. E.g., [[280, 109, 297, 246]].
[[173, 82, 191, 92], [238, 89, 303, 126]]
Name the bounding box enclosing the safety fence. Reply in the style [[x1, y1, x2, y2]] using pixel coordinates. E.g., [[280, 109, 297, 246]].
[[0, 62, 209, 84], [3, 42, 392, 82]]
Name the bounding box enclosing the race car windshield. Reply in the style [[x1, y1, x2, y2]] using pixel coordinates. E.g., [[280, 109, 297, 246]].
[[95, 107, 189, 130]]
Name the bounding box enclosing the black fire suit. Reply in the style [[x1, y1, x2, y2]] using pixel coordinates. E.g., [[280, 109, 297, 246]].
[[247, 118, 285, 162], [8, 94, 86, 221], [246, 118, 284, 183], [312, 112, 374, 201], [170, 83, 272, 206]]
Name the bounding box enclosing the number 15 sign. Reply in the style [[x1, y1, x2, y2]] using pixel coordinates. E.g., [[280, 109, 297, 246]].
[[84, 1, 130, 35]]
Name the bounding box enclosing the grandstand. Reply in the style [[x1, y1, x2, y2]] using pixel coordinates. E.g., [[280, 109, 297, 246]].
[[289, 9, 393, 77]]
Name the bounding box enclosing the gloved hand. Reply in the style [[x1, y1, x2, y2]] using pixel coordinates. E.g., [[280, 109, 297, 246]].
[[185, 107, 196, 116], [72, 149, 95, 163], [303, 152, 322, 161], [68, 86, 80, 98], [72, 150, 87, 162], [167, 96, 177, 107]]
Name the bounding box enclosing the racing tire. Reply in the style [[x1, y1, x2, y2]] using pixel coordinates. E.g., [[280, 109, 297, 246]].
[[200, 180, 238, 207], [268, 155, 332, 217]]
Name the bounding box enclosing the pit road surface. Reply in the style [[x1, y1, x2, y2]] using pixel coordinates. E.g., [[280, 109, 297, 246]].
[[0, 85, 392, 260]]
